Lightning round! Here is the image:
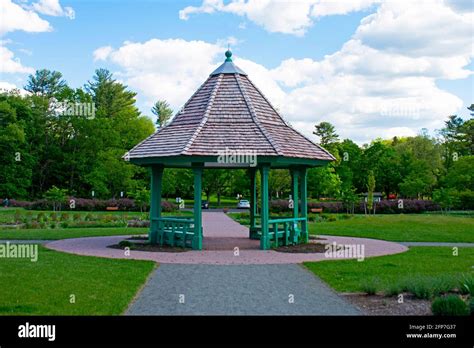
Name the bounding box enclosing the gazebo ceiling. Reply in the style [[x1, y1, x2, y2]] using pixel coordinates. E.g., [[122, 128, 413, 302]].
[[126, 50, 335, 168]]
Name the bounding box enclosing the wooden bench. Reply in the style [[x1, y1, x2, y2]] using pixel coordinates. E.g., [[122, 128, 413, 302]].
[[106, 206, 119, 211], [310, 208, 323, 214]]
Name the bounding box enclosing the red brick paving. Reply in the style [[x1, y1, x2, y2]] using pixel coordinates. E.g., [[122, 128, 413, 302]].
[[46, 212, 407, 265]]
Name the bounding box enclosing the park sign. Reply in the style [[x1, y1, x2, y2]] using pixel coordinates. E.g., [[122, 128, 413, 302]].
[[124, 50, 335, 250]]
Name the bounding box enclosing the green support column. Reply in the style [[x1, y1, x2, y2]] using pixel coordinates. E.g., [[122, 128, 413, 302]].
[[260, 165, 270, 250], [291, 168, 299, 219], [249, 167, 258, 239], [192, 165, 203, 250], [300, 167, 308, 243], [291, 168, 300, 243], [149, 165, 163, 244]]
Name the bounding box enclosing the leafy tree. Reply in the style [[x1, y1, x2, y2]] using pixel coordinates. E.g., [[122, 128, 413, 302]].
[[307, 166, 341, 199], [366, 170, 375, 214], [442, 156, 474, 190], [338, 186, 359, 214], [270, 169, 290, 198], [313, 121, 339, 148], [131, 187, 150, 213], [0, 98, 32, 198], [25, 69, 67, 97], [44, 186, 68, 211], [433, 188, 459, 213], [151, 100, 173, 128]]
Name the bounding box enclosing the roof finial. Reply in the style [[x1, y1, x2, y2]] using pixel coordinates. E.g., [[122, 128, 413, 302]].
[[225, 47, 232, 62]]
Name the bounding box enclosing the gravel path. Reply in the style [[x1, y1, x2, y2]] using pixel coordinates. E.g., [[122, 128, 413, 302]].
[[399, 242, 474, 247], [126, 264, 361, 315]]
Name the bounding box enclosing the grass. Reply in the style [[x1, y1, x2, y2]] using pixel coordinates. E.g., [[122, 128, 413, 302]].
[[0, 245, 155, 315], [0, 227, 148, 240], [308, 214, 474, 243], [304, 247, 474, 295]]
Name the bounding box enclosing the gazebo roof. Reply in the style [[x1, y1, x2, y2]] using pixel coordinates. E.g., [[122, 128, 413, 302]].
[[127, 50, 335, 167]]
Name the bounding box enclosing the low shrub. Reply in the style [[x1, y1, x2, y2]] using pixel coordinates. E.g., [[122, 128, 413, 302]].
[[459, 274, 474, 296], [431, 295, 469, 316], [470, 298, 474, 315], [402, 278, 433, 299], [384, 283, 403, 297], [361, 278, 379, 295]]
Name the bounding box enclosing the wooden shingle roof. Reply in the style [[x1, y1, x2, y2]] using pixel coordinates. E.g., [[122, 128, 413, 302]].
[[127, 51, 335, 163]]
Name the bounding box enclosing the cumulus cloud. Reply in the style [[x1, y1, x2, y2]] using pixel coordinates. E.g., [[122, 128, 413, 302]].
[[98, 1, 472, 144], [0, 0, 52, 35], [94, 39, 223, 107], [179, 0, 379, 35], [0, 81, 30, 95], [32, 0, 75, 19], [0, 0, 75, 36], [0, 45, 35, 74]]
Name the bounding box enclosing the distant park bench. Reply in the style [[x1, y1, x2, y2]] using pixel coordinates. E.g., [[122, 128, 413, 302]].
[[310, 208, 323, 214], [106, 206, 119, 211]]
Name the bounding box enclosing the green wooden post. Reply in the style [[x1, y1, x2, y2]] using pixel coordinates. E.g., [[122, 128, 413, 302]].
[[149, 165, 163, 244], [249, 167, 258, 239], [291, 168, 299, 242], [300, 167, 308, 243], [192, 165, 203, 250], [291, 168, 299, 218], [260, 165, 270, 250]]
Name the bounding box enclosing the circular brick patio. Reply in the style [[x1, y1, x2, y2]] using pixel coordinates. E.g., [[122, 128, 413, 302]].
[[45, 212, 407, 265]]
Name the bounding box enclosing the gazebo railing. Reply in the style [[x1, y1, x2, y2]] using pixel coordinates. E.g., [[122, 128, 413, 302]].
[[268, 217, 306, 247], [252, 216, 306, 247], [151, 217, 197, 248]]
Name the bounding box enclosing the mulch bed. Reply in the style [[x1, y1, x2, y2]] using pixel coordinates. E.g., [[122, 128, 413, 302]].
[[108, 240, 189, 253], [273, 242, 327, 253], [342, 293, 432, 315]]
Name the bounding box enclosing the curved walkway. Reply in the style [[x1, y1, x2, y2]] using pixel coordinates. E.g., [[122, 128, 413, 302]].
[[46, 212, 408, 265]]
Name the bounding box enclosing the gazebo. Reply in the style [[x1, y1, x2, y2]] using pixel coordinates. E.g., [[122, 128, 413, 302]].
[[125, 50, 335, 250]]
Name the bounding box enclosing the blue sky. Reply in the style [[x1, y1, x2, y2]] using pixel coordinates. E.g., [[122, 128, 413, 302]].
[[1, 0, 473, 144]]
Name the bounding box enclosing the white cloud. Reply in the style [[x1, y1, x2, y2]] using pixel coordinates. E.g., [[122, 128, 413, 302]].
[[32, 0, 75, 19], [356, 0, 473, 58], [93, 45, 113, 61], [0, 81, 30, 95], [0, 0, 52, 35], [179, 0, 379, 36], [0, 45, 35, 74], [100, 1, 472, 144], [95, 39, 223, 108]]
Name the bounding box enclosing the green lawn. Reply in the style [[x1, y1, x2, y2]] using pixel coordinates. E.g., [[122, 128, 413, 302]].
[[304, 247, 474, 294], [0, 227, 148, 240], [310, 214, 474, 243], [0, 246, 155, 315]]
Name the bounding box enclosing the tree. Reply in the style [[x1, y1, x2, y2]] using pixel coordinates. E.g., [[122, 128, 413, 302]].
[[44, 186, 68, 211], [307, 166, 341, 199], [366, 170, 375, 215], [151, 100, 173, 128], [25, 69, 67, 97], [0, 98, 32, 198], [131, 187, 150, 213], [439, 115, 468, 168], [433, 188, 459, 213], [313, 122, 339, 148]]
